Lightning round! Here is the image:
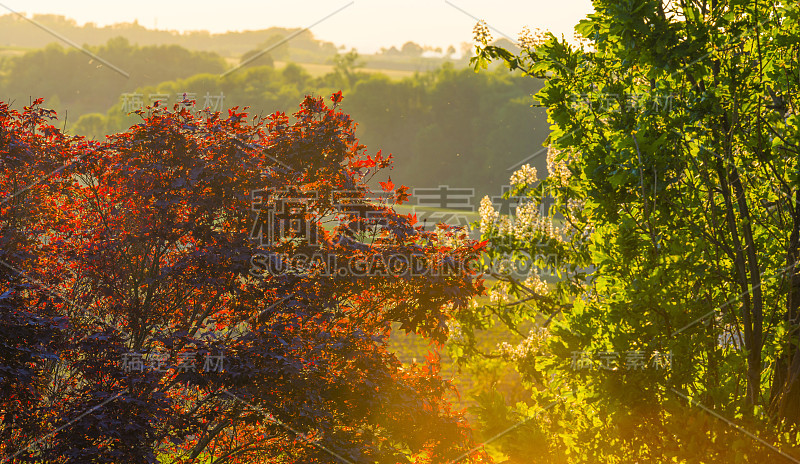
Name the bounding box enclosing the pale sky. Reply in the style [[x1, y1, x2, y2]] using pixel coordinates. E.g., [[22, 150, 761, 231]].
[[3, 0, 594, 53]]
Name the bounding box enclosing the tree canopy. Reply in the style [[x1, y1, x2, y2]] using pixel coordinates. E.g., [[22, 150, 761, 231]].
[[461, 0, 800, 461], [0, 94, 489, 463]]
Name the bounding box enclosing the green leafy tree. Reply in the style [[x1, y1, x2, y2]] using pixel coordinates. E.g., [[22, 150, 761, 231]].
[[401, 42, 424, 57], [461, 1, 800, 462], [0, 37, 226, 116], [329, 49, 365, 90], [69, 62, 548, 198]]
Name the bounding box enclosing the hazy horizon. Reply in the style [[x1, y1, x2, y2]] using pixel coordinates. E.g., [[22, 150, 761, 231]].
[[0, 0, 593, 54]]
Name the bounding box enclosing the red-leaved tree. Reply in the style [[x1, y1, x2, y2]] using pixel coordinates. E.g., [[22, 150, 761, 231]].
[[0, 95, 491, 463]]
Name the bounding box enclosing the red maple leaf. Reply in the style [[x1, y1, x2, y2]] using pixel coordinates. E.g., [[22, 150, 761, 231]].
[[379, 177, 394, 192]]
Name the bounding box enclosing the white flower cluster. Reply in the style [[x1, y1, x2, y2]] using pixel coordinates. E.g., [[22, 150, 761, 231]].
[[522, 272, 549, 296], [499, 326, 550, 362], [446, 319, 466, 344], [571, 31, 593, 50], [479, 195, 500, 234], [512, 202, 558, 242], [487, 271, 548, 307], [546, 145, 572, 186], [518, 26, 548, 50], [544, 145, 593, 239], [510, 164, 538, 186], [473, 20, 492, 44], [489, 285, 511, 304], [566, 198, 584, 211], [479, 194, 563, 244]]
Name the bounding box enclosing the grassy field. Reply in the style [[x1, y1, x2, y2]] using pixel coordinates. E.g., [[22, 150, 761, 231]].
[[0, 46, 29, 58], [221, 56, 418, 81], [275, 60, 418, 80]]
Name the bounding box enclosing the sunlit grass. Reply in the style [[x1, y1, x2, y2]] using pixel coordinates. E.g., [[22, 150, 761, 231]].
[[273, 60, 416, 80]]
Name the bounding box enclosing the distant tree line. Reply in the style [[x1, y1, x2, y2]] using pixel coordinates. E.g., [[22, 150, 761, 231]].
[[0, 14, 338, 58], [0, 37, 226, 117], [65, 55, 548, 198]]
